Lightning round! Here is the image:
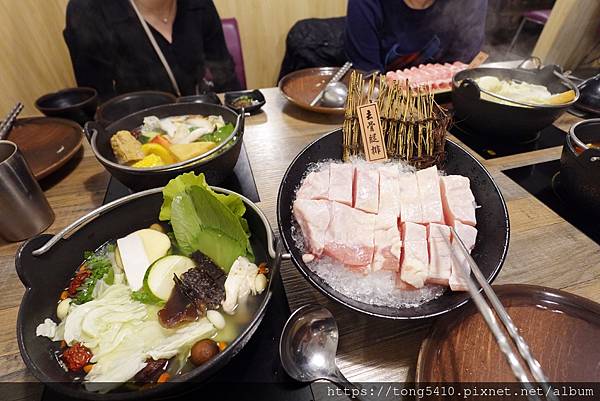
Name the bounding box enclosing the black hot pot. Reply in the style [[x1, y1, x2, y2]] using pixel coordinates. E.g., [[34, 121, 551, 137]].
[[559, 118, 600, 217], [452, 63, 579, 142], [16, 186, 280, 400], [277, 129, 510, 320], [85, 103, 244, 191]]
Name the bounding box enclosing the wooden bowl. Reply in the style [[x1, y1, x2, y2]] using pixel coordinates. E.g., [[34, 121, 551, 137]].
[[7, 117, 83, 180], [417, 284, 600, 387], [278, 67, 357, 115]]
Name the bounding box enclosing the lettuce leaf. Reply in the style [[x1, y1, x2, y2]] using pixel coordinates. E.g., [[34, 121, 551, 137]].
[[171, 185, 252, 272], [159, 172, 247, 229]]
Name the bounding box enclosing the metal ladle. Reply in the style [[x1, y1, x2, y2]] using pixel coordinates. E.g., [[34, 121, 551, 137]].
[[279, 304, 368, 398], [321, 81, 349, 108], [321, 70, 382, 108]]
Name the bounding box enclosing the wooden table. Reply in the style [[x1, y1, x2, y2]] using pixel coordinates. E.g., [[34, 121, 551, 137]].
[[1, 88, 599, 397]]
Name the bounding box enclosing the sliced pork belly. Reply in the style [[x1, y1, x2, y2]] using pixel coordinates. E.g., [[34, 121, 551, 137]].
[[371, 213, 402, 272], [297, 167, 330, 201], [324, 202, 375, 268], [293, 199, 331, 257], [378, 165, 401, 217], [426, 223, 452, 286], [353, 165, 379, 214], [399, 222, 429, 288], [449, 221, 478, 291], [440, 175, 477, 226], [398, 173, 423, 223], [416, 166, 444, 224], [395, 274, 419, 291], [329, 163, 353, 206]]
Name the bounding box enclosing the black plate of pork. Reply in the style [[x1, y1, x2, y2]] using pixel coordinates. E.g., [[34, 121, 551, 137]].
[[15, 186, 280, 400], [277, 129, 509, 319]]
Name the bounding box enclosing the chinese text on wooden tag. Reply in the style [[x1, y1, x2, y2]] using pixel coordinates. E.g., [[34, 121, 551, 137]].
[[357, 102, 388, 162]]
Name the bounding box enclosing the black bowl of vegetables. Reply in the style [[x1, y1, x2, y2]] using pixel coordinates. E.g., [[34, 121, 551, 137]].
[[16, 174, 280, 400], [85, 103, 244, 191]]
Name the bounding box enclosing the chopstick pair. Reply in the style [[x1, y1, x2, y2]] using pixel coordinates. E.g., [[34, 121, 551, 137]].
[[0, 102, 24, 140], [446, 228, 559, 401]]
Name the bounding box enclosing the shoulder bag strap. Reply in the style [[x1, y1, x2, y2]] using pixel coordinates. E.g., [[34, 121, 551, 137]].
[[128, 0, 182, 96]]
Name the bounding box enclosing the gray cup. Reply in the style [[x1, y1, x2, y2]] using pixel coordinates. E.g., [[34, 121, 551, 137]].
[[0, 140, 54, 241]]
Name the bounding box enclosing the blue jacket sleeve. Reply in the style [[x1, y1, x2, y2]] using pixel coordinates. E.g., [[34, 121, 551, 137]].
[[344, 0, 384, 72]]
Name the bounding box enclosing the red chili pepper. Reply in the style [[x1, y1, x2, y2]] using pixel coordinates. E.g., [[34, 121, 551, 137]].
[[62, 343, 93, 372], [67, 268, 91, 296]]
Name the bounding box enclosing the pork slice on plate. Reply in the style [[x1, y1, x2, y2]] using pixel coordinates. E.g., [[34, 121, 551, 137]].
[[329, 163, 353, 206], [399, 222, 429, 288], [378, 165, 401, 217], [416, 166, 444, 224], [372, 213, 402, 272], [293, 199, 331, 258], [440, 175, 477, 226], [353, 165, 380, 214], [398, 173, 423, 223], [395, 273, 419, 291], [324, 202, 375, 269], [426, 223, 452, 286], [449, 221, 478, 291], [297, 167, 330, 201]]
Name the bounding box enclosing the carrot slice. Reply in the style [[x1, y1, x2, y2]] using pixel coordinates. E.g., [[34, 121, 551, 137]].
[[157, 373, 170, 383]]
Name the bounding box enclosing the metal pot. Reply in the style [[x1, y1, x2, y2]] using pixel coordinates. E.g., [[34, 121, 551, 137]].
[[85, 103, 244, 191], [452, 63, 579, 141], [16, 187, 280, 400], [574, 73, 600, 115], [559, 118, 600, 216], [276, 129, 510, 320]]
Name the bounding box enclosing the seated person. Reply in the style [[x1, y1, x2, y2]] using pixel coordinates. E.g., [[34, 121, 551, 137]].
[[345, 0, 487, 72], [64, 0, 240, 101]]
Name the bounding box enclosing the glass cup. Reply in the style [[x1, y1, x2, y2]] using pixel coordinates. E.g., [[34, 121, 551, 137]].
[[0, 140, 54, 241]]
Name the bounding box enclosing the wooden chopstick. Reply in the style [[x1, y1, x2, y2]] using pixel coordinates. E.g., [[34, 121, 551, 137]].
[[447, 227, 559, 401]]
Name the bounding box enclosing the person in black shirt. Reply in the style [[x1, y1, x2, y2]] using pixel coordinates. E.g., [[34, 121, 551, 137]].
[[64, 0, 240, 101]]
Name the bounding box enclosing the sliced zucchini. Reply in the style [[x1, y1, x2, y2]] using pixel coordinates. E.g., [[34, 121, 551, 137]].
[[147, 255, 196, 301]]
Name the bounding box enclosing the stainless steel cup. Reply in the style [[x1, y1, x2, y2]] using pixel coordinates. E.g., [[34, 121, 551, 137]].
[[0, 140, 54, 241]]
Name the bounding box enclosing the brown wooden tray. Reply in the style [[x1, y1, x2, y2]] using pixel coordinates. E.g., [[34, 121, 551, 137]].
[[7, 117, 83, 180], [417, 284, 600, 385]]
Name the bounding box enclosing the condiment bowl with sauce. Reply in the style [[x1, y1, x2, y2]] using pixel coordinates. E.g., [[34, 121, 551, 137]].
[[224, 89, 265, 114]]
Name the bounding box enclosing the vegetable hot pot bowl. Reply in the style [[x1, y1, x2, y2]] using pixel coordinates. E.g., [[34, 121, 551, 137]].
[[85, 103, 244, 191], [15, 186, 280, 400], [452, 64, 579, 141]]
